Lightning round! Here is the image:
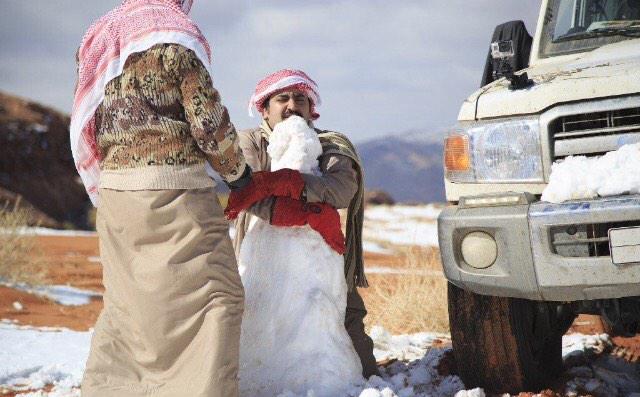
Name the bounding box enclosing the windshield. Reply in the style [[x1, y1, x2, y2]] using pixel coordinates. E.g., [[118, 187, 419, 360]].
[[540, 0, 640, 58]]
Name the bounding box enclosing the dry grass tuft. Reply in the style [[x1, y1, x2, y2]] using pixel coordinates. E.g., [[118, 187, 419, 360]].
[[0, 204, 46, 284], [361, 247, 449, 334]]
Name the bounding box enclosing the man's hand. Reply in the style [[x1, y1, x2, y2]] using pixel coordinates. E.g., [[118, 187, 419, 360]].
[[224, 169, 305, 220], [270, 197, 346, 255]]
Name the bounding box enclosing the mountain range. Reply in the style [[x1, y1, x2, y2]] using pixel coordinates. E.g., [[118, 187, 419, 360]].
[[357, 130, 445, 203]]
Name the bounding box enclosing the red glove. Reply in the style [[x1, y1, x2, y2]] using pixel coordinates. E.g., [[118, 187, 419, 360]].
[[270, 197, 346, 255], [224, 169, 305, 220]]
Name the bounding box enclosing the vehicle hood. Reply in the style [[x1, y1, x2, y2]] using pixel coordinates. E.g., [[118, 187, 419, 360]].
[[460, 38, 640, 121]]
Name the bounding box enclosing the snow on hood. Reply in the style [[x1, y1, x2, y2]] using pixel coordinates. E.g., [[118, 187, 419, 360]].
[[459, 38, 640, 121], [542, 143, 640, 203]]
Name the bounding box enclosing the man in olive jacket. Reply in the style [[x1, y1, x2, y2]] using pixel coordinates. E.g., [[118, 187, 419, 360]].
[[232, 69, 378, 378]]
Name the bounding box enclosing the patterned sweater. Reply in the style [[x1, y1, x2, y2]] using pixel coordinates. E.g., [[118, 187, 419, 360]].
[[95, 43, 246, 189]]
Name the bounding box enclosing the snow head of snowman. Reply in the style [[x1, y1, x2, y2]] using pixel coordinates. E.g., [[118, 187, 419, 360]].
[[267, 115, 323, 175]]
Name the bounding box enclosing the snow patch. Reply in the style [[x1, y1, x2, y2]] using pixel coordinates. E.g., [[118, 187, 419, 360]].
[[560, 333, 640, 396], [454, 389, 485, 397], [351, 349, 465, 397], [0, 323, 90, 396], [364, 220, 438, 247], [370, 326, 448, 363], [1, 280, 101, 306], [365, 205, 442, 222], [562, 333, 610, 357], [365, 267, 442, 276], [1, 227, 97, 237], [31, 124, 49, 134], [362, 241, 394, 255], [363, 205, 440, 248], [2, 325, 639, 397]]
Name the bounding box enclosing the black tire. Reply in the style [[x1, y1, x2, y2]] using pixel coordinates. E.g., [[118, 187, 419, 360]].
[[448, 282, 574, 393]]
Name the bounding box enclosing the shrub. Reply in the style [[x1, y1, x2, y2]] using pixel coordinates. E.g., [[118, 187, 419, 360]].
[[0, 205, 45, 284], [361, 247, 449, 334]]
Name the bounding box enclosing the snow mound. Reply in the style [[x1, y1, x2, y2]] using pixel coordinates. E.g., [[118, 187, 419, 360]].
[[542, 143, 640, 203], [272, 326, 465, 397]]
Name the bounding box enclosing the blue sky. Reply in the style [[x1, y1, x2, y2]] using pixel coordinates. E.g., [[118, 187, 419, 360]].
[[0, 1, 540, 142]]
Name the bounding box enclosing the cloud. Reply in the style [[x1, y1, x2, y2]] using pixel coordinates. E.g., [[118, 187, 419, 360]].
[[0, 0, 541, 142]]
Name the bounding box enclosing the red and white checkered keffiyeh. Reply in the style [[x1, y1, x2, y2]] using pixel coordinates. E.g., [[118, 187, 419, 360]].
[[70, 0, 209, 206], [248, 69, 321, 120]]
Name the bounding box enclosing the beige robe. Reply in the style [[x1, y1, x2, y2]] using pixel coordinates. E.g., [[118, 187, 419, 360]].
[[82, 188, 244, 397]]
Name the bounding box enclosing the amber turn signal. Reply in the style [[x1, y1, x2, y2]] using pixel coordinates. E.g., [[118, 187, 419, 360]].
[[444, 135, 471, 171]]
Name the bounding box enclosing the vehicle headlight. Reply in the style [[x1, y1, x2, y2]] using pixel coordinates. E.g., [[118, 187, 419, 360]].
[[444, 118, 543, 183]]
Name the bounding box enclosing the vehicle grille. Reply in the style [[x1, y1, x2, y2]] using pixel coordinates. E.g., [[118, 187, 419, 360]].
[[549, 107, 640, 160], [551, 221, 640, 258]]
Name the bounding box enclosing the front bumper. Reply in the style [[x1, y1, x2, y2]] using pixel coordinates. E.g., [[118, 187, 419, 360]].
[[438, 195, 640, 301]]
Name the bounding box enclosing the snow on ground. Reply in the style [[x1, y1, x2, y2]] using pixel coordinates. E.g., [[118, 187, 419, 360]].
[[0, 321, 463, 397], [0, 280, 101, 306], [369, 326, 449, 363], [8, 204, 441, 254], [365, 267, 442, 276], [364, 220, 439, 248], [542, 143, 640, 203], [365, 205, 443, 222], [562, 333, 610, 357], [363, 241, 395, 255], [363, 205, 441, 249], [231, 204, 441, 252], [0, 320, 89, 396], [3, 318, 638, 397], [560, 333, 640, 396], [2, 228, 97, 237]]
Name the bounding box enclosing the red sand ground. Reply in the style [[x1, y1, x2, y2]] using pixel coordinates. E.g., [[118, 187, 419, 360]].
[[0, 236, 413, 332], [0, 236, 636, 339]]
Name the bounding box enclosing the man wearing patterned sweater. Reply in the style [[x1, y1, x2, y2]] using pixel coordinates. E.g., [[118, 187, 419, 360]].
[[71, 2, 298, 396]]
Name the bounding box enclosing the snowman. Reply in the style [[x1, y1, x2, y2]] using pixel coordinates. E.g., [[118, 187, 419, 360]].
[[238, 116, 364, 397]]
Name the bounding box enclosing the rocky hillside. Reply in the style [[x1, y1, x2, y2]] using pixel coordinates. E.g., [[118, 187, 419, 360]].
[[0, 91, 91, 229], [357, 131, 445, 203]]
